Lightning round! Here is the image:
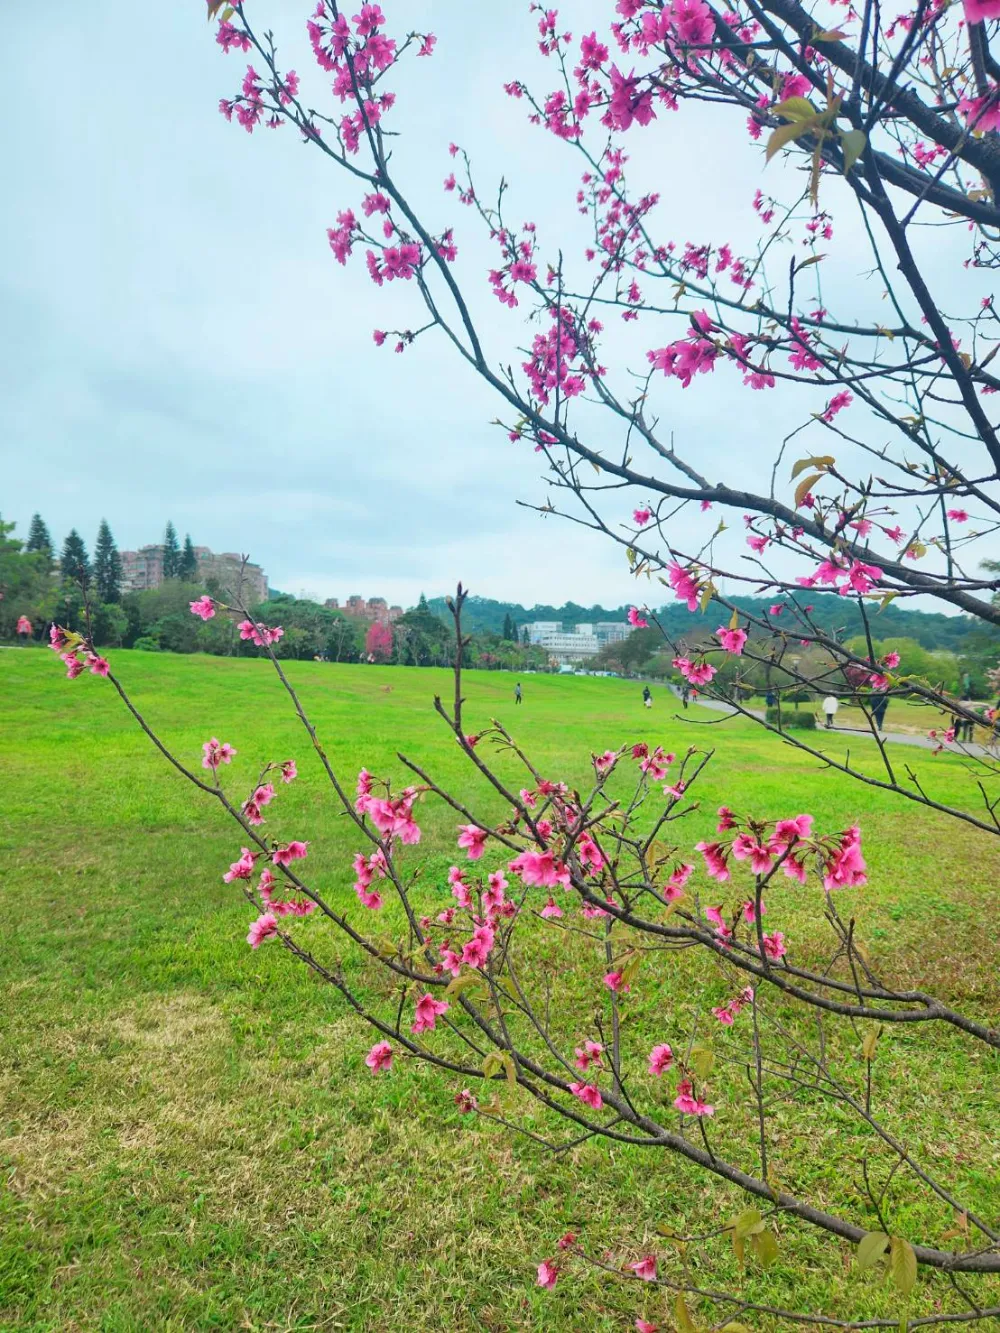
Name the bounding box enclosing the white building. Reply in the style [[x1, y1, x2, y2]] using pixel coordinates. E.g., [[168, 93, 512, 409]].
[[524, 619, 630, 664]]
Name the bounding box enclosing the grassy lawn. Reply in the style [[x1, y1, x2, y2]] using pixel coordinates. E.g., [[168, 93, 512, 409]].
[[2, 647, 999, 1331]]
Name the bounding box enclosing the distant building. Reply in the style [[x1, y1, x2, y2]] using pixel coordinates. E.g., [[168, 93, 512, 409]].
[[119, 542, 268, 603], [120, 545, 165, 593], [325, 594, 403, 624], [193, 548, 268, 605], [524, 618, 630, 664]]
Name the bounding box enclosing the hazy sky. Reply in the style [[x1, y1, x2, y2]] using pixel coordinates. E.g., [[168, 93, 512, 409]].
[[3, 2, 979, 609]]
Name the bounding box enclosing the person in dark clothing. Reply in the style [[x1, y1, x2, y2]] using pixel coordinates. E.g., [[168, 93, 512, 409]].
[[514, 682, 522, 705], [642, 685, 652, 709], [681, 685, 690, 709], [765, 690, 777, 708], [871, 691, 889, 732]]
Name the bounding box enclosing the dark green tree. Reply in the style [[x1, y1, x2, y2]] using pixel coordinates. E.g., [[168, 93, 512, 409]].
[[60, 529, 91, 587], [178, 534, 198, 582], [26, 513, 53, 555], [162, 521, 181, 580], [522, 626, 530, 646], [502, 612, 513, 641], [93, 519, 122, 603]]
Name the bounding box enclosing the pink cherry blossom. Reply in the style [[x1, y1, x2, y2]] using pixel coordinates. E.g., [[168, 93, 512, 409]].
[[508, 849, 571, 889], [536, 1259, 559, 1289], [224, 847, 257, 882], [280, 760, 297, 783], [365, 1040, 393, 1073], [455, 1088, 478, 1113], [457, 823, 489, 860], [272, 840, 309, 866], [86, 653, 110, 677], [964, 0, 1000, 23], [411, 992, 450, 1034], [761, 930, 787, 960], [603, 969, 630, 993], [673, 1078, 714, 1116], [667, 561, 701, 611], [247, 912, 278, 948], [715, 625, 747, 655], [648, 1043, 674, 1075], [695, 840, 730, 882], [574, 1040, 604, 1071], [189, 595, 216, 621], [202, 738, 237, 770], [629, 1255, 657, 1281], [636, 1322, 659, 1333], [823, 825, 867, 890], [947, 508, 969, 522], [774, 813, 813, 842], [882, 651, 901, 669], [821, 390, 853, 422], [628, 606, 649, 628], [63, 652, 86, 680], [570, 1080, 604, 1109], [540, 896, 564, 918], [633, 507, 652, 525]]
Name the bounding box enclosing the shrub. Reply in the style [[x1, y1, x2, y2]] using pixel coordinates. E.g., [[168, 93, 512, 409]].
[[766, 706, 817, 730]]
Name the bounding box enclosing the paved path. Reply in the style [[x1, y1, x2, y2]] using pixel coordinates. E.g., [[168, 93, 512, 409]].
[[664, 686, 993, 759]]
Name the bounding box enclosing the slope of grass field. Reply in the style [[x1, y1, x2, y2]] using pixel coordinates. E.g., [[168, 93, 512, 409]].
[[2, 647, 999, 1331]]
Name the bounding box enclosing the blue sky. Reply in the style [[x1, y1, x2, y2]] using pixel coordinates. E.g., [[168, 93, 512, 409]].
[[3, 2, 978, 610]]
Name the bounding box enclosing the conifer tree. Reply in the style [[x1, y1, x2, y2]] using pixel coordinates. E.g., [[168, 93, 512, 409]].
[[26, 513, 53, 555], [162, 521, 181, 580], [178, 534, 198, 582], [60, 530, 90, 587], [93, 519, 123, 603]]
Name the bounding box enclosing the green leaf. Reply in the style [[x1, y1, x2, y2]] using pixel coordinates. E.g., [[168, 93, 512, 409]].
[[620, 951, 643, 988], [221, 4, 235, 19], [482, 1051, 505, 1080], [791, 454, 835, 479], [766, 116, 819, 162], [793, 252, 826, 274], [794, 472, 824, 507], [753, 1229, 779, 1268], [889, 1236, 917, 1296], [688, 1044, 715, 1080], [733, 1207, 765, 1240], [862, 1030, 878, 1061], [699, 580, 715, 614], [856, 1231, 890, 1271], [729, 605, 740, 630], [771, 95, 819, 121], [841, 128, 867, 172], [675, 1295, 698, 1333], [446, 972, 486, 997]]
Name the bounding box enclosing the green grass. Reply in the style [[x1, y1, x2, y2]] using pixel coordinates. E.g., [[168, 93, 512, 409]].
[[2, 647, 999, 1331]]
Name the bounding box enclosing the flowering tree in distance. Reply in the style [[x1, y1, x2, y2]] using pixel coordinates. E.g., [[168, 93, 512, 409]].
[[365, 617, 393, 662], [48, 0, 1000, 1325]]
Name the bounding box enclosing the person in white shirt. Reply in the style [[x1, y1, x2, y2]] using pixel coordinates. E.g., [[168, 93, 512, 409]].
[[822, 695, 839, 729]]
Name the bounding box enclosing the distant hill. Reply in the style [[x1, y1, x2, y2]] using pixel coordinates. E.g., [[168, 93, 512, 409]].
[[427, 592, 998, 654], [426, 596, 631, 635]]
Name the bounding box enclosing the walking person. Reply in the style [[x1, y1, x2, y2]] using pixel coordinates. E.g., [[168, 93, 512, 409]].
[[681, 685, 690, 709], [871, 690, 889, 733], [642, 684, 652, 710], [514, 682, 522, 706], [16, 615, 32, 644], [822, 694, 839, 729]]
